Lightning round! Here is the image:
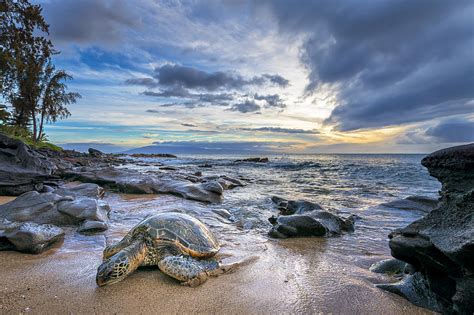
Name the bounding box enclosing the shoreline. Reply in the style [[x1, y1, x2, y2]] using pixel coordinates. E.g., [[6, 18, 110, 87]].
[[0, 193, 432, 314]]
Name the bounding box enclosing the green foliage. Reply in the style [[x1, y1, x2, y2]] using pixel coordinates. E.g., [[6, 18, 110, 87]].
[[0, 124, 62, 151], [0, 0, 80, 143]]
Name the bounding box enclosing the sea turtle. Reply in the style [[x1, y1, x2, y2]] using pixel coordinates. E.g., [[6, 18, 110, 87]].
[[96, 212, 236, 287]]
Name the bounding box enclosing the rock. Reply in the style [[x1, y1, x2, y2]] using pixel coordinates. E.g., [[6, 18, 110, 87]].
[[54, 183, 105, 199], [376, 273, 444, 313], [271, 196, 322, 215], [268, 215, 327, 238], [64, 167, 241, 203], [78, 220, 108, 233], [88, 148, 104, 157], [383, 143, 474, 313], [268, 197, 355, 238], [159, 166, 178, 171], [198, 164, 212, 168], [0, 133, 56, 195], [0, 186, 110, 236], [0, 219, 64, 254], [234, 157, 269, 163], [380, 195, 439, 213], [129, 153, 177, 158], [370, 258, 414, 275], [194, 171, 203, 177], [202, 180, 224, 195]]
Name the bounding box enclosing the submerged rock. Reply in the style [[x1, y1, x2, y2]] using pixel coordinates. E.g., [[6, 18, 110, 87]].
[[380, 195, 439, 213], [370, 258, 415, 275], [383, 143, 474, 314], [0, 219, 64, 254], [268, 197, 355, 238]]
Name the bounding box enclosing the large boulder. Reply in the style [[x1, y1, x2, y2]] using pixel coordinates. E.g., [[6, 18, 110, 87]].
[[0, 219, 64, 254], [268, 197, 355, 238], [0, 184, 110, 236], [383, 144, 474, 313], [0, 133, 57, 195]]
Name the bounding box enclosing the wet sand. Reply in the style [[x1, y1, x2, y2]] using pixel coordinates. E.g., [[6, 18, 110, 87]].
[[0, 196, 16, 205], [0, 193, 433, 314]]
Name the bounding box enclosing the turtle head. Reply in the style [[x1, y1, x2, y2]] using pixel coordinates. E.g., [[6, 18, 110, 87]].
[[96, 241, 147, 286], [96, 250, 133, 286]]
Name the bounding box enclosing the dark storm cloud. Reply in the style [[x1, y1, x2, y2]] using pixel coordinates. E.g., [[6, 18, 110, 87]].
[[241, 127, 319, 134], [260, 0, 474, 131], [142, 86, 192, 98], [425, 118, 474, 143], [254, 94, 286, 109], [41, 0, 141, 44], [153, 64, 289, 91], [228, 100, 261, 113]]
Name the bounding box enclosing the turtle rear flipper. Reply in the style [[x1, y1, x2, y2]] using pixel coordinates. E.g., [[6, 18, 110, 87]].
[[158, 256, 214, 287]]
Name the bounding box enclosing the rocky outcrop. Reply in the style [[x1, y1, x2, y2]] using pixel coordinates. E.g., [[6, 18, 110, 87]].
[[380, 195, 440, 213], [129, 153, 177, 158], [268, 197, 355, 238], [234, 157, 269, 163], [0, 219, 64, 254], [0, 133, 57, 195], [382, 144, 474, 314], [64, 167, 244, 203], [0, 183, 110, 235]]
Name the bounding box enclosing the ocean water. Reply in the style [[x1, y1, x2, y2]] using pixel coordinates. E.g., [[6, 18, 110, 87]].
[[58, 154, 441, 312], [113, 154, 441, 256]]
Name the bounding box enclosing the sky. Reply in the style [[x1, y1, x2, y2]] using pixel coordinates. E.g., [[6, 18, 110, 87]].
[[35, 0, 474, 153]]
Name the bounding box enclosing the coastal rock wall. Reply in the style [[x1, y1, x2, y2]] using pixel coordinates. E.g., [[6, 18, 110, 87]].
[[0, 133, 57, 195], [387, 143, 474, 313]]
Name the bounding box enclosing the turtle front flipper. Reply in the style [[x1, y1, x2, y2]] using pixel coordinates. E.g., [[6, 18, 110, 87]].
[[158, 256, 220, 287]]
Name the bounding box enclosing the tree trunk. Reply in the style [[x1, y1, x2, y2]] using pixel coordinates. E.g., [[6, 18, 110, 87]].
[[31, 109, 37, 143], [37, 105, 45, 142]]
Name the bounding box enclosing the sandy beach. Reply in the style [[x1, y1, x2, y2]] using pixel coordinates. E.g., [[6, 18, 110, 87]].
[[0, 193, 433, 314]]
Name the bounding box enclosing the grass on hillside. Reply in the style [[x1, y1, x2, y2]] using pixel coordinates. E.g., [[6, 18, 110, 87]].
[[0, 124, 62, 151]]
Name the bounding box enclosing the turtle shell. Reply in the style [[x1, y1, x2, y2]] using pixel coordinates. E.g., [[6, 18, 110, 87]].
[[135, 212, 220, 257]]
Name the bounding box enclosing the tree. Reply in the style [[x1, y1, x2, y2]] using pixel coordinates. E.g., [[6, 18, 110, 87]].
[[0, 0, 79, 142], [36, 62, 80, 142]]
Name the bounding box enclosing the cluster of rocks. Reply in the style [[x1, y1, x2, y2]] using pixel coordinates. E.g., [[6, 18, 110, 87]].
[[373, 144, 474, 314], [268, 196, 356, 238], [63, 167, 244, 203], [0, 183, 110, 253], [0, 133, 247, 254]]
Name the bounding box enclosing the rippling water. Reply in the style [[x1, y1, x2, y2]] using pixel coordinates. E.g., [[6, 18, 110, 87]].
[[107, 154, 440, 260], [6, 154, 439, 313]]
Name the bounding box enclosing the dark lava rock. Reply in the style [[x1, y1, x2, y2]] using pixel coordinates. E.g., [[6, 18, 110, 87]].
[[0, 219, 64, 254], [0, 133, 56, 195], [0, 184, 110, 236], [382, 143, 474, 314], [370, 258, 415, 276], [88, 148, 104, 157], [234, 157, 269, 163], [64, 167, 243, 203], [380, 195, 440, 213], [129, 153, 177, 158], [268, 197, 355, 238], [271, 196, 323, 215]]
